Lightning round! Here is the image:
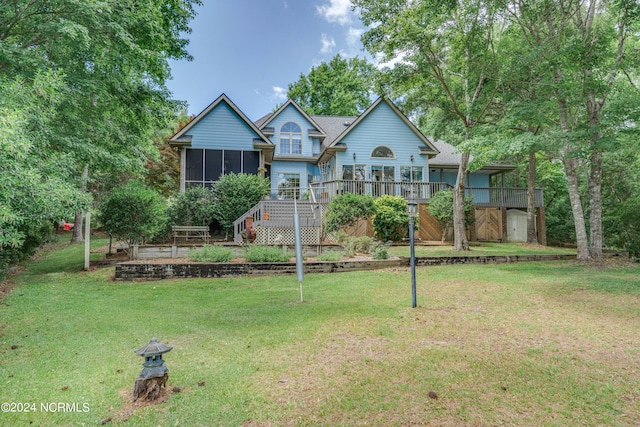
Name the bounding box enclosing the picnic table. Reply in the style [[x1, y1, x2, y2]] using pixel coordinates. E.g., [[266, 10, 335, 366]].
[[171, 225, 210, 244]]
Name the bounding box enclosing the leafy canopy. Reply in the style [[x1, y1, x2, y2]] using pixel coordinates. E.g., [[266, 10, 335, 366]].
[[286, 54, 376, 116]]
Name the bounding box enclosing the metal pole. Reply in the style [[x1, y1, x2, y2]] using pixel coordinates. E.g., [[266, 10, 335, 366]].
[[84, 210, 91, 271], [410, 215, 416, 308], [293, 198, 304, 302]]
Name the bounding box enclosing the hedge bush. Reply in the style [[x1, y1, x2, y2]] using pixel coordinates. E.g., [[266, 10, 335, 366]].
[[244, 245, 293, 262], [99, 180, 166, 245]]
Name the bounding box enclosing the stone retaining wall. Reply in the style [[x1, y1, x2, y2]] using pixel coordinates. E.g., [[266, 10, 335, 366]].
[[114, 254, 577, 280], [129, 244, 342, 260]]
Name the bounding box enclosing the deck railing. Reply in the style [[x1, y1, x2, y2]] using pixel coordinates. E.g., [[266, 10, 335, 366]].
[[233, 182, 543, 243], [309, 180, 543, 208], [233, 200, 322, 244]]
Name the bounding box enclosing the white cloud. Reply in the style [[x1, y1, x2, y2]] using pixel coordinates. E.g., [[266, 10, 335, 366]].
[[346, 27, 364, 52], [316, 0, 353, 26], [374, 51, 410, 70], [272, 86, 287, 101], [320, 33, 336, 54]]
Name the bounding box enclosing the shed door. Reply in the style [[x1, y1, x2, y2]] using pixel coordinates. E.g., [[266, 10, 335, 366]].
[[507, 210, 528, 242]]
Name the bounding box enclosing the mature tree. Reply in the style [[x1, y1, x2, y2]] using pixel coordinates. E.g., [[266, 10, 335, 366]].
[[145, 114, 193, 198], [602, 145, 640, 256], [599, 82, 640, 256], [0, 0, 201, 243], [503, 0, 640, 261], [474, 23, 563, 245], [286, 54, 376, 115], [0, 71, 89, 276], [356, 0, 504, 251]]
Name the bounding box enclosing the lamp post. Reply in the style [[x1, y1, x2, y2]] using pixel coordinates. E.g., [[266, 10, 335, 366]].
[[407, 199, 418, 308]]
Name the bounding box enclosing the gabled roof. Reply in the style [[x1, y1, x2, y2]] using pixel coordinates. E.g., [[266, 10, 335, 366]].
[[169, 93, 273, 147], [319, 97, 440, 161], [256, 99, 326, 139]]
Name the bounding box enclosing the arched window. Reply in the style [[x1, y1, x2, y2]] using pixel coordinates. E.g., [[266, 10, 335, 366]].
[[371, 146, 395, 159], [280, 122, 302, 155]]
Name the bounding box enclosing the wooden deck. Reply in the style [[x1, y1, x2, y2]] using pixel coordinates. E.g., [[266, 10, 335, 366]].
[[309, 180, 543, 208]]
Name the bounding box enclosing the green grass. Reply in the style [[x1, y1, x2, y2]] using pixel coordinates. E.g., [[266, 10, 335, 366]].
[[388, 241, 578, 258], [1, 240, 639, 426]]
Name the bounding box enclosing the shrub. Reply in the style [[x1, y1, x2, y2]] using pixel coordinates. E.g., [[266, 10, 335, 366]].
[[343, 235, 375, 254], [334, 231, 350, 245], [245, 245, 292, 262], [166, 186, 217, 228], [373, 195, 409, 242], [189, 245, 234, 262], [99, 181, 166, 245], [325, 193, 376, 234], [316, 250, 344, 261], [371, 241, 389, 260], [211, 173, 270, 237], [0, 221, 57, 280]]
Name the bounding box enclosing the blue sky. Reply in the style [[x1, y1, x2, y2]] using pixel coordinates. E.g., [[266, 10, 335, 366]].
[[166, 0, 368, 121]]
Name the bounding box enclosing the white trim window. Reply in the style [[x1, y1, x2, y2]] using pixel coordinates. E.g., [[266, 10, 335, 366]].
[[371, 165, 395, 196], [371, 146, 395, 159], [401, 166, 424, 198], [280, 122, 302, 155], [400, 166, 423, 182], [276, 172, 301, 199]]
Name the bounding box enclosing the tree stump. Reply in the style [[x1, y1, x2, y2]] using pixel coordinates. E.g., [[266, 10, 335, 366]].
[[133, 373, 168, 402]]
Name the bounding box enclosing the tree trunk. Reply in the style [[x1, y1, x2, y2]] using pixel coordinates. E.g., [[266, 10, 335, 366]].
[[555, 73, 590, 261], [563, 157, 590, 261], [588, 150, 603, 260], [586, 84, 604, 261], [71, 164, 89, 243], [453, 151, 470, 251], [133, 373, 168, 402], [526, 150, 538, 244]]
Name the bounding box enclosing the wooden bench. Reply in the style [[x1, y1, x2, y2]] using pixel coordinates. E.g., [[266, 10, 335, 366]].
[[171, 226, 210, 244]]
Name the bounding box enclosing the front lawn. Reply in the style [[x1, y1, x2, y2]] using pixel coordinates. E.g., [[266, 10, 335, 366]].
[[0, 240, 638, 426], [387, 241, 577, 258]]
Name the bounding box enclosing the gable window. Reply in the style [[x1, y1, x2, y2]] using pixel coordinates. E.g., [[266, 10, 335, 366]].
[[371, 146, 395, 159], [185, 148, 260, 188], [277, 172, 300, 199], [280, 122, 302, 155]]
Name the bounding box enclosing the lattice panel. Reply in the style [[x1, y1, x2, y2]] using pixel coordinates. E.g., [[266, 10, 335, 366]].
[[255, 226, 321, 245]]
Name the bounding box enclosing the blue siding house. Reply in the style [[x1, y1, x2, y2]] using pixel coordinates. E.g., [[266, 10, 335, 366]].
[[170, 94, 545, 244]]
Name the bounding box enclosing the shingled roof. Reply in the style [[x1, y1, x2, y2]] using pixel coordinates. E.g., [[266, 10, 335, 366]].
[[428, 138, 515, 174], [309, 115, 356, 149]]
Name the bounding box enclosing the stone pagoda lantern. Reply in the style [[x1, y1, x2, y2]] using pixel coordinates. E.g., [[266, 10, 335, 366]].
[[133, 337, 173, 402]]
